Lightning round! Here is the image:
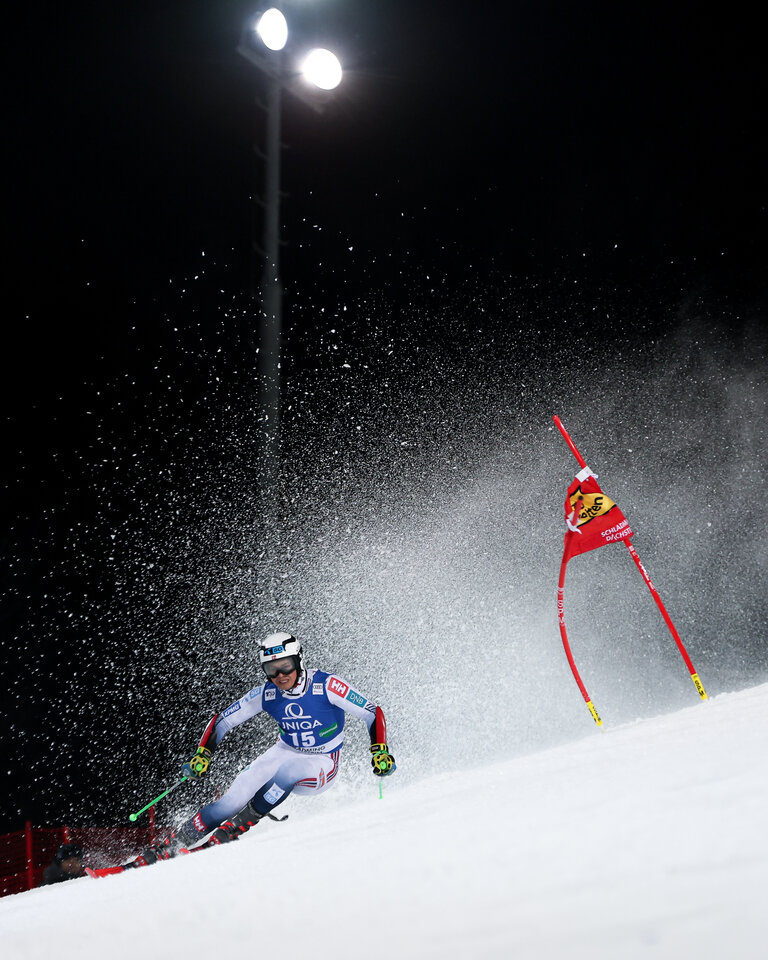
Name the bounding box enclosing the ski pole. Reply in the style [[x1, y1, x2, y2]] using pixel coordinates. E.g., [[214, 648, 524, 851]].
[[128, 777, 190, 822]]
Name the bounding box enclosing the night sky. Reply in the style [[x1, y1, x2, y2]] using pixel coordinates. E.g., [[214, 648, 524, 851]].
[[3, 2, 766, 836]]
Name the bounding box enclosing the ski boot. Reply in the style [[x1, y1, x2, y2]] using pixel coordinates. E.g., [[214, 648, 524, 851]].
[[126, 819, 202, 868], [200, 802, 265, 848]]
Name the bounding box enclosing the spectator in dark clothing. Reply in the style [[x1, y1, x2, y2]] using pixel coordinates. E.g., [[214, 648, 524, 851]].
[[42, 843, 86, 884]]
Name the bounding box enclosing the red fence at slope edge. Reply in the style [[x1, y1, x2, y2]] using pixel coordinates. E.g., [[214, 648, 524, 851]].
[[0, 814, 158, 897]]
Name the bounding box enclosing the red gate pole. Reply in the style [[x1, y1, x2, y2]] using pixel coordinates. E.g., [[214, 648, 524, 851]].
[[553, 416, 588, 470], [623, 539, 707, 699], [25, 821, 34, 891], [558, 553, 602, 726], [553, 417, 601, 723], [149, 806, 156, 843]]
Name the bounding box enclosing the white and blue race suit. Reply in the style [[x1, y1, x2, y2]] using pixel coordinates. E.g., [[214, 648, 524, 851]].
[[190, 668, 385, 836]]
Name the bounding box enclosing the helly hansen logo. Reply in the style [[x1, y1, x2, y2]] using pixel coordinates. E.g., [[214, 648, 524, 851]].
[[328, 677, 349, 697], [193, 813, 207, 834]]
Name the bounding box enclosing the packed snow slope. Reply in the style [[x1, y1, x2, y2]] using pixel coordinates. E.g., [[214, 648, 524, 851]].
[[4, 683, 768, 960]]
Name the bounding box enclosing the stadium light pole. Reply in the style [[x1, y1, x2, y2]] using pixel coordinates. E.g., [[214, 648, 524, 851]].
[[237, 8, 343, 485]]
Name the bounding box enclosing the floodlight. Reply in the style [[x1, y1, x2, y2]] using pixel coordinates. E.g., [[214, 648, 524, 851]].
[[257, 8, 288, 51], [301, 48, 342, 90]]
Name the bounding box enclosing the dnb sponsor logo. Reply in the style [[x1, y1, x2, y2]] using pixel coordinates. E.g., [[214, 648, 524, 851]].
[[346, 689, 366, 708], [328, 677, 349, 698]]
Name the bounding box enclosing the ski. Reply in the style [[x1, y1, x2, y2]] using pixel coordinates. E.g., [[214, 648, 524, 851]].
[[178, 842, 212, 855], [85, 850, 160, 878], [177, 830, 243, 855], [86, 865, 131, 878], [85, 841, 215, 875]]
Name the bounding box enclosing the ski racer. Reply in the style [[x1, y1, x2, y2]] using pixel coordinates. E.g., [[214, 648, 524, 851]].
[[129, 632, 396, 866]]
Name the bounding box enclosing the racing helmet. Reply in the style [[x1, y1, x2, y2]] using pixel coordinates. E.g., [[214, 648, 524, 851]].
[[258, 631, 304, 676]]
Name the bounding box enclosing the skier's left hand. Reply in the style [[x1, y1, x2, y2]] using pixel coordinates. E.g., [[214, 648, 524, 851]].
[[370, 743, 396, 777]]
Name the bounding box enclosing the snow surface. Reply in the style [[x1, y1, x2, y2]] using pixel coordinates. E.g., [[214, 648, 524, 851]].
[[3, 683, 768, 959]]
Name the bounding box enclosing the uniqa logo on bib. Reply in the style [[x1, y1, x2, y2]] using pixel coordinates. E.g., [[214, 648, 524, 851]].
[[281, 702, 322, 732]]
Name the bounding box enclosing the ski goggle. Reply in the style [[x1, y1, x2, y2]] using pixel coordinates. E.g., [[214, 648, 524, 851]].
[[263, 658, 298, 678]]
